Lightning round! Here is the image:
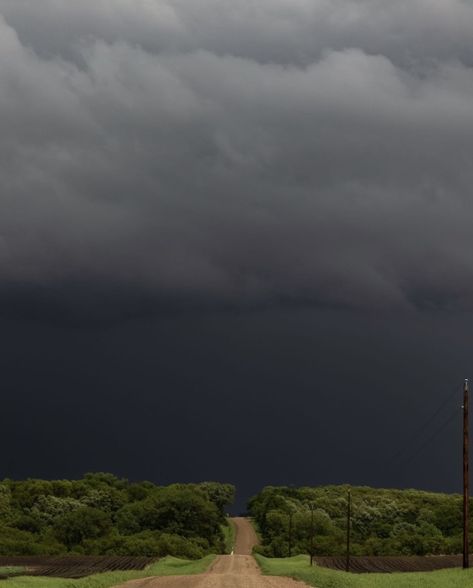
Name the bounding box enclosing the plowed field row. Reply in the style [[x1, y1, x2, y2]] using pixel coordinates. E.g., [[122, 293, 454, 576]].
[[315, 554, 467, 573], [0, 556, 156, 578]]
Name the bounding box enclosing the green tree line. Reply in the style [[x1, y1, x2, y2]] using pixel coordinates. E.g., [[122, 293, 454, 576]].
[[0, 473, 234, 558], [248, 485, 473, 557]]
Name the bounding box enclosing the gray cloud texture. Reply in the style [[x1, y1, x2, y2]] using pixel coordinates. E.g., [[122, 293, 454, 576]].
[[2, 0, 473, 315]]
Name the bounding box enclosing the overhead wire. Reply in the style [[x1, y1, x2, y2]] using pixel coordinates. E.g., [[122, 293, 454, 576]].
[[386, 382, 462, 468], [392, 405, 461, 472]]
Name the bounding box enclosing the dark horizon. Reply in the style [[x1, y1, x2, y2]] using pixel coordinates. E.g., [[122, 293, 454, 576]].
[[1, 307, 470, 513]]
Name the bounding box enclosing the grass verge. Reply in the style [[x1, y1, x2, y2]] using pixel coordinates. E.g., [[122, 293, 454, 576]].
[[255, 554, 473, 588], [3, 555, 215, 588], [222, 519, 236, 554], [0, 567, 26, 577]]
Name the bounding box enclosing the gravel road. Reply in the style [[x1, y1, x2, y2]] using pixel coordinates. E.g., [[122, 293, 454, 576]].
[[113, 518, 308, 588], [232, 517, 259, 555]]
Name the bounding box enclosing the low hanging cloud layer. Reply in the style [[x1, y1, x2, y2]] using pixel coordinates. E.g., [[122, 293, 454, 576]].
[[2, 0, 473, 318]]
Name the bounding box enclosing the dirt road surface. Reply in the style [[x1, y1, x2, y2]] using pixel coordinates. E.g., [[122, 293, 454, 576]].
[[232, 517, 259, 555], [113, 518, 308, 588]]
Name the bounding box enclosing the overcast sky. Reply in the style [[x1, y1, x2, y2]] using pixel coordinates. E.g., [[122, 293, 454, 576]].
[[1, 0, 473, 509]]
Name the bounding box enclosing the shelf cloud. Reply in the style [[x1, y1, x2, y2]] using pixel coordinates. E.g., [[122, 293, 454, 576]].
[[2, 0, 473, 320]]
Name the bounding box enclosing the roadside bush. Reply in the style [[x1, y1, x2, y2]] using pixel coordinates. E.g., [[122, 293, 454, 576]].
[[84, 531, 207, 558], [0, 526, 63, 555]]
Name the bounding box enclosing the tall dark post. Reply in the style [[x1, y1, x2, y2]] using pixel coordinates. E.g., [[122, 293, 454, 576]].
[[346, 488, 351, 572], [309, 503, 315, 566], [463, 379, 469, 570], [288, 511, 293, 558]]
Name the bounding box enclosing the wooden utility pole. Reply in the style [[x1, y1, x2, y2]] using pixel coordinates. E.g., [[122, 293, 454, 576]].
[[288, 511, 293, 558], [309, 503, 315, 566], [463, 378, 469, 570], [346, 488, 351, 572]]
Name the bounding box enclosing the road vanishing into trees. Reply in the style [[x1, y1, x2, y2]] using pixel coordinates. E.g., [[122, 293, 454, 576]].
[[115, 517, 307, 588]]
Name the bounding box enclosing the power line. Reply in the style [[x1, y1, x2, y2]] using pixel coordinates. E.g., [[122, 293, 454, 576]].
[[392, 405, 460, 472], [386, 382, 462, 467]]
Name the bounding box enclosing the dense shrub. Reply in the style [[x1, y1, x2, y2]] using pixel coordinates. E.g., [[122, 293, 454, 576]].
[[0, 525, 63, 555], [54, 507, 112, 549]]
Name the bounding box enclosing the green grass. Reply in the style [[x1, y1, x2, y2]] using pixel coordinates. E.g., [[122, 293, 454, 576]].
[[0, 567, 26, 576], [3, 555, 215, 588], [222, 519, 236, 554], [255, 554, 473, 588]]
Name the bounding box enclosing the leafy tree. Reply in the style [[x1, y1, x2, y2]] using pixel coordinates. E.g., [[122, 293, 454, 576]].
[[142, 487, 222, 544], [0, 474, 234, 557], [54, 507, 112, 549], [248, 484, 470, 557], [0, 484, 12, 524], [30, 495, 83, 525], [197, 482, 235, 518]]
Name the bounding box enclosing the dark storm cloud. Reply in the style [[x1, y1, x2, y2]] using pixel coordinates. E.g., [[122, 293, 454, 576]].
[[2, 0, 473, 318]]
